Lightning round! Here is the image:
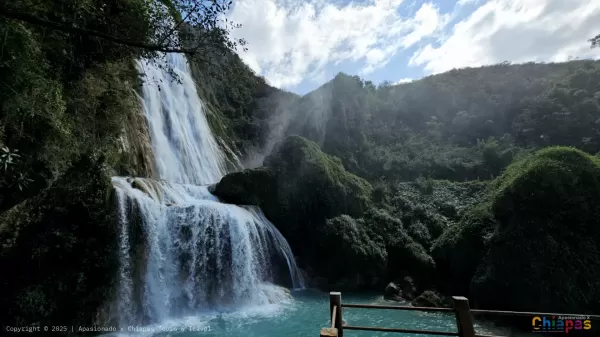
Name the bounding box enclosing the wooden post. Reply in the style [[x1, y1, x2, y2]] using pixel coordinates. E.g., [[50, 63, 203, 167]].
[[453, 296, 475, 337], [330, 292, 343, 337]]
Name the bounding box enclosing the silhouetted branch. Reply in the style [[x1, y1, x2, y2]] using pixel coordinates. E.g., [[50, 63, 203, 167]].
[[0, 7, 197, 54]]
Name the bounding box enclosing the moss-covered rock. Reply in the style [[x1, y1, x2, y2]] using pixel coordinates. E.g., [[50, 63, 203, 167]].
[[0, 157, 118, 329], [470, 147, 600, 313], [212, 136, 373, 277], [363, 208, 436, 288], [209, 167, 276, 206], [317, 215, 387, 289], [263, 135, 373, 217], [433, 147, 600, 313], [431, 203, 497, 295]]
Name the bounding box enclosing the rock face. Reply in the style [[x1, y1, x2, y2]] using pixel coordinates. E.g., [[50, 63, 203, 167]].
[[433, 147, 600, 313]]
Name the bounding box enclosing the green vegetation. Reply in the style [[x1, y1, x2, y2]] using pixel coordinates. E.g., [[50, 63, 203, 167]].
[[0, 0, 245, 329], [0, 158, 117, 327], [207, 57, 600, 308], [241, 62, 599, 183], [469, 147, 600, 313], [212, 135, 374, 281], [319, 215, 387, 289], [0, 0, 154, 328], [213, 136, 490, 289], [429, 147, 600, 313]]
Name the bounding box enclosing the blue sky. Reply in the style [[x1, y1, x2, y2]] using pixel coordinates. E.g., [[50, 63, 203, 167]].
[[227, 0, 600, 95]]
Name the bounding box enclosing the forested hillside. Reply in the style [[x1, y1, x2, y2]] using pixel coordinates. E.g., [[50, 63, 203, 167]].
[[271, 61, 600, 182], [208, 57, 600, 184]]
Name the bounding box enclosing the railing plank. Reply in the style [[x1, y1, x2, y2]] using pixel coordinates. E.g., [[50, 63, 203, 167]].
[[471, 309, 600, 319], [344, 325, 459, 336], [342, 303, 453, 312]]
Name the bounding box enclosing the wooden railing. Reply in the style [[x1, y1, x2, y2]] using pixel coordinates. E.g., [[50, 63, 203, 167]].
[[319, 292, 600, 337]]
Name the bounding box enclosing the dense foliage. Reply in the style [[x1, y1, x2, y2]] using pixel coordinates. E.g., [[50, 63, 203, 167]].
[[212, 136, 489, 290], [429, 147, 600, 314], [0, 0, 244, 330], [470, 147, 600, 313], [0, 0, 156, 329], [0, 158, 117, 328]]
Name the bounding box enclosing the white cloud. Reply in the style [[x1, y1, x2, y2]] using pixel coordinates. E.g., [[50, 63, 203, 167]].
[[410, 0, 600, 74], [227, 0, 445, 87], [227, 0, 600, 91], [457, 0, 479, 6], [394, 77, 413, 84]]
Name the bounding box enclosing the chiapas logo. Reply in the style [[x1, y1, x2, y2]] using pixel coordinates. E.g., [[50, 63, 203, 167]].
[[532, 316, 592, 333]]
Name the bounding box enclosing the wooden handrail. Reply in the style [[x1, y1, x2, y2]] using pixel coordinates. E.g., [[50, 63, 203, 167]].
[[342, 303, 453, 312], [319, 291, 599, 337], [470, 309, 600, 319], [344, 325, 459, 336]]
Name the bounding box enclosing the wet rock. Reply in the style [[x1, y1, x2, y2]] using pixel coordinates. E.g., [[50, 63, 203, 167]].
[[411, 290, 449, 308], [384, 282, 402, 301], [400, 276, 418, 300]]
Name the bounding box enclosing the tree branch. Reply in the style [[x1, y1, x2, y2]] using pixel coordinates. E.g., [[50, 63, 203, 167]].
[[0, 7, 197, 54], [591, 34, 600, 48], [158, 2, 201, 47]]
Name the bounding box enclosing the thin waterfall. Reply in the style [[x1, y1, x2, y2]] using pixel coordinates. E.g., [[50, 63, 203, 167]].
[[116, 188, 134, 327], [112, 52, 303, 326]]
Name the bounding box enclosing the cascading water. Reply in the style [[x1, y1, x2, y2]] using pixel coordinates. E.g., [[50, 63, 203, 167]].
[[112, 52, 303, 327]]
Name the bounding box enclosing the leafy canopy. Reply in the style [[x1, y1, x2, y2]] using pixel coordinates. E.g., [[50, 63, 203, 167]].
[[0, 0, 247, 69]]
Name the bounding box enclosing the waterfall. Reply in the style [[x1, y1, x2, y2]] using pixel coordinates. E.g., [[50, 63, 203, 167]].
[[112, 53, 303, 326]]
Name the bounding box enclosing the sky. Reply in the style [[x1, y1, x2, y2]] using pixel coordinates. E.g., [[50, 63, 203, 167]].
[[226, 0, 600, 95]]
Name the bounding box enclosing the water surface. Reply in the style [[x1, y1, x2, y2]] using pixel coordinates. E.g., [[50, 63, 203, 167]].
[[107, 289, 513, 337]]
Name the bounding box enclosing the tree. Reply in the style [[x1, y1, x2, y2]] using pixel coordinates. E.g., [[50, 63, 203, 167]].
[[591, 33, 600, 48], [0, 0, 246, 66]]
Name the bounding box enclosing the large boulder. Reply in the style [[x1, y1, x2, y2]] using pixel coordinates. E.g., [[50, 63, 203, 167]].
[[470, 147, 600, 313], [212, 136, 373, 282], [384, 282, 402, 301]]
